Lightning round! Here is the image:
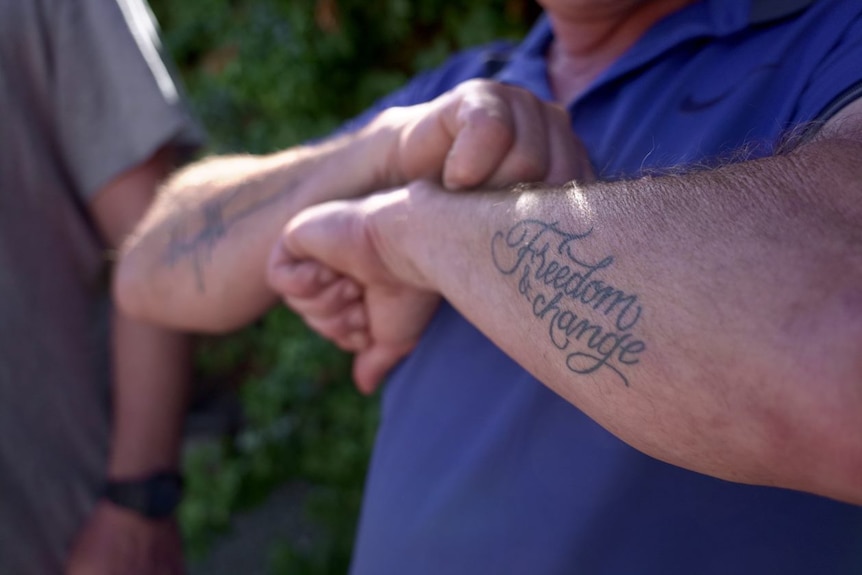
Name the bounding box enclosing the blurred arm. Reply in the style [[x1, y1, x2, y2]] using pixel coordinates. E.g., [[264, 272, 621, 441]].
[[66, 147, 191, 575], [116, 80, 591, 333], [115, 130, 392, 333], [90, 147, 191, 479]]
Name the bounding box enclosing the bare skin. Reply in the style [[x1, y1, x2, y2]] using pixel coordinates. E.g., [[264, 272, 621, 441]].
[[117, 0, 689, 376], [264, 0, 697, 389], [268, 98, 862, 505], [539, 0, 696, 100], [118, 0, 862, 507], [117, 80, 593, 333]]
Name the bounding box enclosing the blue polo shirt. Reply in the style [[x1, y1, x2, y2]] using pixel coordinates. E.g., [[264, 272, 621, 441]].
[[347, 1, 862, 573]]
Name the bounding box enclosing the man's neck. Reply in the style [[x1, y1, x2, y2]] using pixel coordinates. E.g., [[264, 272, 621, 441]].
[[546, 0, 694, 103]]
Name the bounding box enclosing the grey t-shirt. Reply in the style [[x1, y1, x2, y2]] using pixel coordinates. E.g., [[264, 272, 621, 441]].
[[0, 0, 202, 572]]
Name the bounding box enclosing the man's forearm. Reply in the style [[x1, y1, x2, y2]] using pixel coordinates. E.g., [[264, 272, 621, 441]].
[[373, 133, 862, 503], [116, 122, 398, 332], [107, 312, 191, 477], [117, 80, 598, 333]]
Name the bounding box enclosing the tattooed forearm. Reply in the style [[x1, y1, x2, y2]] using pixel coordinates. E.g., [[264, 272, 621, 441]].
[[162, 178, 297, 292], [491, 219, 646, 387]]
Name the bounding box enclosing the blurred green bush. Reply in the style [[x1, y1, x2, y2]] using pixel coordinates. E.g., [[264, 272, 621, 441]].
[[148, 0, 534, 572]]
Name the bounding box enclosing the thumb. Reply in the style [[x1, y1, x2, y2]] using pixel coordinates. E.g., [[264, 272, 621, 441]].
[[282, 200, 365, 275], [441, 86, 515, 189]]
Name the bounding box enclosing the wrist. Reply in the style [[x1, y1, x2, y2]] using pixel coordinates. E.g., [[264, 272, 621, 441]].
[[359, 107, 412, 189], [365, 182, 442, 292], [102, 471, 184, 520], [289, 115, 405, 215]]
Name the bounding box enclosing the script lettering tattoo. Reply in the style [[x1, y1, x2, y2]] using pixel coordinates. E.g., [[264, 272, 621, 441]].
[[491, 219, 646, 386], [163, 181, 295, 292]]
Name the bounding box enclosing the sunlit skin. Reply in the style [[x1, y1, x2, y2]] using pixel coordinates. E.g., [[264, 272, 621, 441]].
[[263, 4, 862, 503], [267, 0, 698, 383], [541, 0, 696, 101], [117, 0, 862, 505]]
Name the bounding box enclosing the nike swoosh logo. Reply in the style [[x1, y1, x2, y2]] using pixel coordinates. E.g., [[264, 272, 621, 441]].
[[680, 63, 780, 113]]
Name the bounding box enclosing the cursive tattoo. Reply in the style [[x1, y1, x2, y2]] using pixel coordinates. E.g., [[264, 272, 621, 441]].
[[491, 219, 646, 386]]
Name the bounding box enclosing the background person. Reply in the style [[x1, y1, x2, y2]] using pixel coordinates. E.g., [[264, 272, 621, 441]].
[[0, 0, 203, 573]]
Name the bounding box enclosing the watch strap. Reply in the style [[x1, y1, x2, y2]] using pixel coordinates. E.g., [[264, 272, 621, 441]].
[[103, 471, 184, 519]]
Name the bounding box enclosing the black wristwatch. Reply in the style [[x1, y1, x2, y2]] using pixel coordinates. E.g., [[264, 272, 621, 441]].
[[103, 471, 184, 519]]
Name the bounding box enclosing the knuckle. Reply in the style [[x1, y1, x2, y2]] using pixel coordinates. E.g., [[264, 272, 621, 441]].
[[461, 104, 510, 137], [456, 78, 492, 94], [506, 149, 547, 181], [284, 278, 315, 298]]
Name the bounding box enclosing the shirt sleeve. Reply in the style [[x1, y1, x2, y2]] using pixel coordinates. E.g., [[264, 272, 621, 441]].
[[794, 1, 862, 124], [51, 0, 205, 200]]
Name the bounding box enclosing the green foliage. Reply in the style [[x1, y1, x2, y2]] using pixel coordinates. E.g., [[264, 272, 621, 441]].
[[152, 0, 534, 152], [148, 0, 533, 572], [180, 310, 379, 568]]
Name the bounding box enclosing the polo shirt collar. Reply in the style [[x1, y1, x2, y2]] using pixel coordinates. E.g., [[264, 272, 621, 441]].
[[747, 0, 816, 25], [712, 0, 816, 31], [496, 0, 816, 104]]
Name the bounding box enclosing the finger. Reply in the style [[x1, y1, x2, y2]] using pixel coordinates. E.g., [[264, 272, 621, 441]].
[[441, 82, 516, 189], [352, 341, 415, 395], [484, 90, 550, 187], [283, 196, 409, 287], [284, 276, 362, 317], [543, 104, 596, 185], [333, 330, 371, 353], [396, 99, 458, 183], [267, 243, 339, 298], [280, 200, 365, 277], [302, 300, 369, 342], [276, 260, 338, 297]]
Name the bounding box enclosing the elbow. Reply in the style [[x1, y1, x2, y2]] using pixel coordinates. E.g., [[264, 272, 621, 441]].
[[812, 389, 862, 506], [113, 245, 265, 335], [113, 260, 234, 334], [760, 380, 862, 506], [798, 404, 862, 506], [773, 286, 862, 504], [830, 289, 862, 504]]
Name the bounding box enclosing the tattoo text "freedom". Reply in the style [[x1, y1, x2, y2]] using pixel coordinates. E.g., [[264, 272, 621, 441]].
[[491, 219, 646, 386]]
